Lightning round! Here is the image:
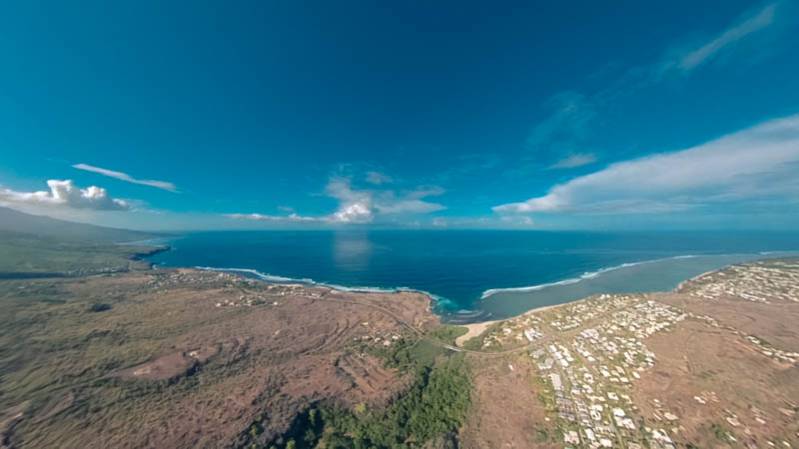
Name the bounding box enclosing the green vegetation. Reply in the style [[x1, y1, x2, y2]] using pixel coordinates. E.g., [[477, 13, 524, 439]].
[[710, 423, 731, 441], [88, 303, 112, 312], [241, 326, 473, 449], [535, 428, 549, 443], [460, 322, 503, 351], [250, 355, 470, 449], [426, 325, 468, 345], [363, 332, 450, 373]]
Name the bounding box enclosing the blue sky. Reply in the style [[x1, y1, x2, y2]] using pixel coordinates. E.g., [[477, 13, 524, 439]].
[[1, 0, 798, 230]]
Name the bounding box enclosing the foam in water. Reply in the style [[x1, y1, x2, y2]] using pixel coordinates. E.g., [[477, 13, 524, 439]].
[[194, 266, 455, 310], [198, 255, 707, 310], [480, 255, 698, 299]]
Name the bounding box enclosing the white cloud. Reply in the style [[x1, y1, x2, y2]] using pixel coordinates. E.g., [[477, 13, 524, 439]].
[[676, 2, 778, 71], [225, 213, 320, 222], [365, 171, 393, 185], [330, 202, 373, 223], [325, 177, 445, 223], [73, 163, 177, 192], [0, 179, 130, 211], [226, 174, 445, 225], [549, 153, 597, 169], [494, 114, 799, 215], [325, 177, 375, 223]]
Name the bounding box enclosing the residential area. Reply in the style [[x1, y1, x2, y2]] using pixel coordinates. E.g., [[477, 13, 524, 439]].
[[468, 259, 799, 449]]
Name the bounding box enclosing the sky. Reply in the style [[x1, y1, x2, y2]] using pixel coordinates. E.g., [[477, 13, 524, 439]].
[[1, 0, 798, 230]]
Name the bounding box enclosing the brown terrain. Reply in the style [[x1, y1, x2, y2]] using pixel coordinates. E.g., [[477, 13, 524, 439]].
[[636, 260, 799, 448], [0, 268, 439, 449], [459, 351, 559, 449]]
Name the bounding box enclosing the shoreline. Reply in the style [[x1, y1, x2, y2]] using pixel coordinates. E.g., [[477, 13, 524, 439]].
[[454, 300, 588, 346], [141, 241, 795, 331], [455, 257, 793, 345]]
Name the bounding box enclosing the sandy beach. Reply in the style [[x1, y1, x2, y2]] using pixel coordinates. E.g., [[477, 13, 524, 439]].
[[454, 302, 568, 346]]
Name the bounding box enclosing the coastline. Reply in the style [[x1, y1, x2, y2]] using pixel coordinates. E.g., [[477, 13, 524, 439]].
[[455, 257, 795, 345], [454, 300, 589, 346], [142, 241, 795, 332], [130, 244, 172, 261]]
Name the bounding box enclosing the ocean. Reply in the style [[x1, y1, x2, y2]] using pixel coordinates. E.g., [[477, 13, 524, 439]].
[[147, 230, 799, 322]]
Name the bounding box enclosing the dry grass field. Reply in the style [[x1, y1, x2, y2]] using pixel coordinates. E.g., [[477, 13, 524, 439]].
[[0, 269, 442, 449]]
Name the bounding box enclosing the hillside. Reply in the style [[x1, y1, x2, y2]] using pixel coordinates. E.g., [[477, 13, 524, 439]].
[[0, 206, 152, 243], [0, 207, 162, 276]]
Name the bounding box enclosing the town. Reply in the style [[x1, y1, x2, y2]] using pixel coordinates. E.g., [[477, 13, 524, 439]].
[[468, 259, 799, 449], [681, 259, 799, 304]]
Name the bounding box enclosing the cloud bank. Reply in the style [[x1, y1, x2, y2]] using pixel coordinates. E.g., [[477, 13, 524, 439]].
[[495, 114, 799, 215], [73, 163, 177, 192], [0, 179, 130, 211]]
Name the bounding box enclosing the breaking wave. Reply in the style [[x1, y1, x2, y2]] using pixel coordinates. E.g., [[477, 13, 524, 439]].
[[194, 266, 456, 309], [480, 255, 698, 299]]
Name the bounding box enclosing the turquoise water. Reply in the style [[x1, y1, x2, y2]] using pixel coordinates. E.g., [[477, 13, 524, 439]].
[[148, 230, 799, 322]]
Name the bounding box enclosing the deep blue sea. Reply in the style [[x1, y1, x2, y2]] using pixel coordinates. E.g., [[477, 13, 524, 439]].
[[148, 230, 799, 322]]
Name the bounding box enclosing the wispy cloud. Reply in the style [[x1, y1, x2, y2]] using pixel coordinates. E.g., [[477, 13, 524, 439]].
[[0, 179, 130, 211], [549, 153, 597, 170], [73, 163, 177, 192], [495, 114, 799, 215], [373, 189, 446, 215], [524, 2, 785, 168], [675, 2, 779, 72], [365, 171, 393, 185], [526, 92, 595, 156]]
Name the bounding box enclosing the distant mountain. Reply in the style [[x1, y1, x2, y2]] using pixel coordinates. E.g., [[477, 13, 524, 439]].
[[0, 206, 154, 243]]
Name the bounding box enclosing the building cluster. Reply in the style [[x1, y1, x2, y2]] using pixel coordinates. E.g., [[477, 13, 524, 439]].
[[532, 295, 687, 449], [144, 270, 325, 308], [745, 335, 799, 364], [548, 294, 644, 332], [353, 323, 402, 348], [479, 313, 545, 349], [214, 295, 273, 308], [146, 270, 253, 289], [684, 260, 799, 304]]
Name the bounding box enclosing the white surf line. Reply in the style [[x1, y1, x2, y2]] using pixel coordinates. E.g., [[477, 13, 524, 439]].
[[479, 254, 701, 300], [193, 266, 456, 308]]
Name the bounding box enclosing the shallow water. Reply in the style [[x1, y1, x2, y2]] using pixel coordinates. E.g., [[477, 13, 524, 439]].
[[474, 253, 770, 321]]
